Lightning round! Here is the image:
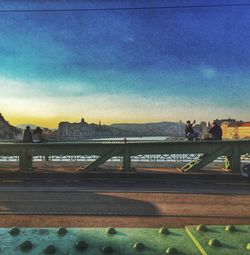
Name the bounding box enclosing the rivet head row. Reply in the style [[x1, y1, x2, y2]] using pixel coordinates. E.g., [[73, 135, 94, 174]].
[[159, 227, 170, 235], [106, 227, 117, 235], [57, 227, 67, 236], [246, 243, 250, 250], [21, 241, 33, 251], [75, 240, 88, 251], [134, 242, 145, 250], [225, 225, 237, 232], [44, 245, 57, 254], [102, 246, 114, 254], [166, 247, 178, 255], [9, 227, 20, 236], [208, 239, 221, 247], [196, 224, 208, 232]]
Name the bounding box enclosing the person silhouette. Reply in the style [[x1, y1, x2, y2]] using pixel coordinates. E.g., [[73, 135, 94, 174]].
[[209, 121, 223, 140], [22, 126, 33, 143], [33, 127, 43, 143]]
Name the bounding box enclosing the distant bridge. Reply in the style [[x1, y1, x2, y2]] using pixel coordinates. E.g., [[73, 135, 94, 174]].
[[0, 140, 250, 173]]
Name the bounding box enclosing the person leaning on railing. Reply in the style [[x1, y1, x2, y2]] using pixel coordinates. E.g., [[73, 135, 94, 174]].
[[33, 127, 44, 143], [185, 120, 199, 140], [208, 121, 223, 140], [22, 126, 33, 143]]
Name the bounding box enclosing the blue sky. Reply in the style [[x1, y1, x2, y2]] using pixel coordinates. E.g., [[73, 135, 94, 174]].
[[0, 0, 250, 127]]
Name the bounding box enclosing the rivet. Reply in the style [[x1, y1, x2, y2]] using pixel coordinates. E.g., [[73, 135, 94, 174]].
[[57, 227, 67, 236], [166, 247, 178, 255], [208, 239, 221, 247], [225, 225, 237, 232], [246, 243, 250, 250], [75, 240, 88, 251], [21, 240, 33, 251], [102, 246, 114, 254], [196, 224, 208, 231], [159, 227, 170, 235], [44, 245, 57, 254], [9, 227, 20, 236], [133, 242, 145, 251], [106, 227, 117, 235]]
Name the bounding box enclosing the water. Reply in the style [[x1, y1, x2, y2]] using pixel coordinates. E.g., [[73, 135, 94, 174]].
[[93, 136, 174, 141]]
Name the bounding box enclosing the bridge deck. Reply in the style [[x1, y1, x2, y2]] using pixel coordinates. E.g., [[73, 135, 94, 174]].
[[0, 173, 249, 228]]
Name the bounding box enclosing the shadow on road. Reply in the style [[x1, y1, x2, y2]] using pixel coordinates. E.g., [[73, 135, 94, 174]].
[[0, 191, 159, 215]]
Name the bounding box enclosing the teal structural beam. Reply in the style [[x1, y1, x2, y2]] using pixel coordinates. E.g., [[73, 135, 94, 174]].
[[230, 144, 241, 173], [223, 145, 241, 173], [123, 146, 131, 172], [80, 148, 122, 172], [19, 149, 32, 172], [181, 146, 230, 173], [0, 140, 249, 172]]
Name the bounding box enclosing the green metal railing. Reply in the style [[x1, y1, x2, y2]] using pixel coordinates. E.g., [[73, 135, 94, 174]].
[[0, 140, 250, 173]]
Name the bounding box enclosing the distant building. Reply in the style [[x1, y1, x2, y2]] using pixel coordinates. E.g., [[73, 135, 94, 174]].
[[221, 120, 250, 139], [58, 118, 94, 139], [111, 122, 185, 137], [58, 118, 122, 140]]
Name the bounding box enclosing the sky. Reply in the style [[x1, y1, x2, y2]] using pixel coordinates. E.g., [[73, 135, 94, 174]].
[[0, 0, 250, 128]]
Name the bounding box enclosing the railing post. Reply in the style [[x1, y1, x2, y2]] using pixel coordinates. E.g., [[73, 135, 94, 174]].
[[123, 146, 131, 172], [231, 144, 241, 173], [19, 150, 32, 172]]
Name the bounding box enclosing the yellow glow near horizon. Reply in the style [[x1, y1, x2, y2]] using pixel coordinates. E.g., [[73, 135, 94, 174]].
[[1, 76, 247, 129], [7, 114, 179, 129]]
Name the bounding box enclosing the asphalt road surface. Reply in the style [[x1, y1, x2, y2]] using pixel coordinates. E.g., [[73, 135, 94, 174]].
[[0, 172, 249, 227]]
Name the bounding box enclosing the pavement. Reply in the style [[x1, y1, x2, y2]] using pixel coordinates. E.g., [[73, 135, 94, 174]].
[[0, 172, 249, 194], [0, 172, 249, 227]]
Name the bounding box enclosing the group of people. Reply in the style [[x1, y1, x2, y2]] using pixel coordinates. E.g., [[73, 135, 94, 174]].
[[185, 120, 222, 141], [22, 122, 222, 142], [23, 126, 44, 143]]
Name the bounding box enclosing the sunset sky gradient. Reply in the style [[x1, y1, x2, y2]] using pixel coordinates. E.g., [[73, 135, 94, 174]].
[[0, 0, 250, 128]]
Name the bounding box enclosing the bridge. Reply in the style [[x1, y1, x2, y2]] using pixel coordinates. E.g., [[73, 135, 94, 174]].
[[1, 140, 250, 255], [0, 140, 250, 173]]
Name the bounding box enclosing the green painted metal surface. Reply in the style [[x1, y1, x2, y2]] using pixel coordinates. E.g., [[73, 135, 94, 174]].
[[1, 226, 250, 254], [0, 227, 199, 255], [186, 225, 250, 255], [0, 140, 250, 172]]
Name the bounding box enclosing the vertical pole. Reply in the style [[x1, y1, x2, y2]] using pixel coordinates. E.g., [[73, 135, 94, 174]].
[[231, 144, 241, 173], [19, 150, 32, 172], [123, 146, 131, 172]]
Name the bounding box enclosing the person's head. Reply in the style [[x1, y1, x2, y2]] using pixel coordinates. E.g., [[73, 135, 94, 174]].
[[186, 120, 191, 125], [26, 126, 30, 130], [212, 121, 217, 126], [34, 127, 42, 134]]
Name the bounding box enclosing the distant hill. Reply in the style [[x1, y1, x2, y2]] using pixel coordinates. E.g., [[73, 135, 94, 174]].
[[111, 121, 185, 137], [0, 113, 21, 140]]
